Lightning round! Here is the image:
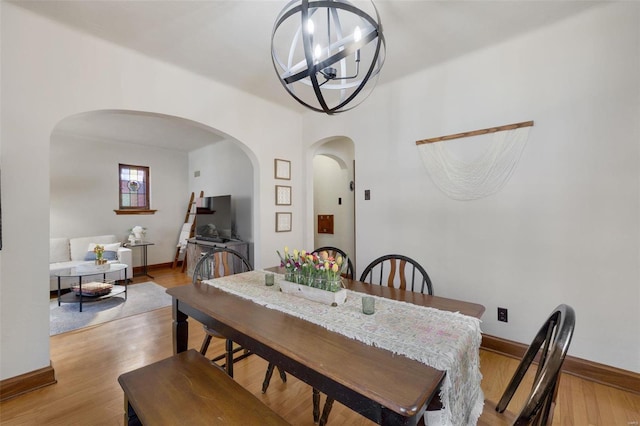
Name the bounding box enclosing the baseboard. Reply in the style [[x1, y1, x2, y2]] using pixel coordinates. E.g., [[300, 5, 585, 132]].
[[133, 262, 174, 276], [0, 362, 57, 401], [481, 334, 640, 395]]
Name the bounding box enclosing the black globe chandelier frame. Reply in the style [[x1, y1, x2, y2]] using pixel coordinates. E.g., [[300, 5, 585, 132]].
[[271, 0, 385, 114]]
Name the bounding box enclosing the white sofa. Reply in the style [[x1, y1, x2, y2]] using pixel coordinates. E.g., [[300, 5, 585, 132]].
[[50, 235, 133, 291]]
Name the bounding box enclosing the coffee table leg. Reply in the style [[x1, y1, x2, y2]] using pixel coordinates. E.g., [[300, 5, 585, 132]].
[[78, 276, 83, 312], [58, 277, 62, 306]]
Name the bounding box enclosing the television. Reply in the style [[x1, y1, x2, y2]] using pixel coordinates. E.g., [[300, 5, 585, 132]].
[[195, 195, 233, 242]]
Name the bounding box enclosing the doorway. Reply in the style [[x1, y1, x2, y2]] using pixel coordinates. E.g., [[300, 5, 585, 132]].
[[312, 138, 356, 271]]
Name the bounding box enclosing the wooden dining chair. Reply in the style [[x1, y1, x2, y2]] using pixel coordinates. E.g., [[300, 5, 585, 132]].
[[313, 246, 354, 279], [192, 247, 254, 377], [313, 254, 433, 426], [477, 304, 576, 426], [359, 254, 433, 295]]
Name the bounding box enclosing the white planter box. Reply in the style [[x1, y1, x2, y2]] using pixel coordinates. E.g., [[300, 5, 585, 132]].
[[279, 280, 347, 306]]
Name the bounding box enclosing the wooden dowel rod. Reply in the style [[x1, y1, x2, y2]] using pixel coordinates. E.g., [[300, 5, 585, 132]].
[[415, 120, 534, 145]]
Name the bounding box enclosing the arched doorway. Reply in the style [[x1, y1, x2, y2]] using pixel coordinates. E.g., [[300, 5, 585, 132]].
[[50, 109, 257, 266], [312, 137, 356, 270]]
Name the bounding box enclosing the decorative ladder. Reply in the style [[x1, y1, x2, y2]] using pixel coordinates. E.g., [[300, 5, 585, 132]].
[[173, 190, 203, 271]]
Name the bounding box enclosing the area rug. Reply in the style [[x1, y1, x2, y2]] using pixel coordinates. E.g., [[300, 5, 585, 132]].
[[50, 282, 172, 336]]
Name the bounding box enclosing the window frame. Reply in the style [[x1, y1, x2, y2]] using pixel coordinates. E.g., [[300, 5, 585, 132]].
[[114, 164, 156, 215]]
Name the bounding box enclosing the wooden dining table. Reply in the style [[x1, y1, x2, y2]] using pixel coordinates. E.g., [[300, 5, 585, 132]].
[[167, 269, 485, 426]]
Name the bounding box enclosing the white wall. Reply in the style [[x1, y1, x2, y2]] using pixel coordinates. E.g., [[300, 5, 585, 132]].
[[50, 131, 188, 266], [189, 140, 254, 260], [0, 3, 302, 380], [303, 3, 640, 372]]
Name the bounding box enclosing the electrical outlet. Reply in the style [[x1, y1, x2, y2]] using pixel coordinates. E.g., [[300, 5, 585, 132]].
[[364, 189, 371, 200], [498, 307, 508, 323]]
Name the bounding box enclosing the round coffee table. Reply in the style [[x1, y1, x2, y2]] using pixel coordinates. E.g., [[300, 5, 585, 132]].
[[54, 262, 129, 312]]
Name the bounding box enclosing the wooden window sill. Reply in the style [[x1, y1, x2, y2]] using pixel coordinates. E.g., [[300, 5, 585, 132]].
[[114, 209, 157, 215]]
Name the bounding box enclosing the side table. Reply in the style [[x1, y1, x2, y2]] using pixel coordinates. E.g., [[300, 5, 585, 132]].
[[125, 241, 154, 279]]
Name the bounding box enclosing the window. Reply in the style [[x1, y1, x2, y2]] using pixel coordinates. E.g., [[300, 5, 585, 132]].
[[115, 164, 156, 215]]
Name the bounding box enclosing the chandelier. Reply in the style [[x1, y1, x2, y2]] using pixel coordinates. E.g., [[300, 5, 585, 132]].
[[271, 0, 385, 115]]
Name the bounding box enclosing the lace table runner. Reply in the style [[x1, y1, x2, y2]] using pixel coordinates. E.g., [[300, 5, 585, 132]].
[[204, 270, 483, 426]]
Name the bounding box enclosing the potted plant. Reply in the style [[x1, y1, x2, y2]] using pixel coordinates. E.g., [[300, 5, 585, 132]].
[[94, 244, 107, 265], [277, 247, 349, 305]]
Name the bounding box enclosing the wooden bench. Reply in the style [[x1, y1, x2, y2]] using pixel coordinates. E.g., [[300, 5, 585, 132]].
[[117, 349, 290, 426]]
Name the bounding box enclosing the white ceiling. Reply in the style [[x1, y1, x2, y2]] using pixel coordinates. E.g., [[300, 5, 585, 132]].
[[15, 0, 600, 150]]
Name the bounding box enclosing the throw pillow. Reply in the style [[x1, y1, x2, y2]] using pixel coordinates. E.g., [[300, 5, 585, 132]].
[[50, 237, 71, 263], [84, 242, 122, 261], [84, 250, 118, 261], [87, 242, 121, 252]]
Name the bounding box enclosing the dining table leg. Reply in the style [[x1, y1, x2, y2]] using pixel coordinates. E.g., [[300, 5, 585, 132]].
[[172, 300, 189, 354]]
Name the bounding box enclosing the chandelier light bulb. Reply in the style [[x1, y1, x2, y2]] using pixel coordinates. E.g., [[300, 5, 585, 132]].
[[354, 26, 361, 42], [271, 0, 386, 114]]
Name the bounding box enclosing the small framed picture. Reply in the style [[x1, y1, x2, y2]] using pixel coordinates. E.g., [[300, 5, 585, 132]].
[[276, 212, 292, 232], [275, 185, 292, 206], [274, 158, 291, 180]]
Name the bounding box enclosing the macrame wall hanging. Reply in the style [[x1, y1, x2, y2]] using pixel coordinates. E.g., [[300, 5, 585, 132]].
[[415, 120, 534, 201]]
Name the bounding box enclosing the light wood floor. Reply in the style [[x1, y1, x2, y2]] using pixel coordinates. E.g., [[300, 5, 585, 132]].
[[1, 266, 638, 425]]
